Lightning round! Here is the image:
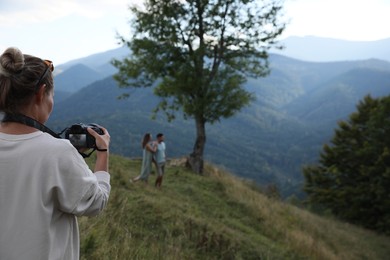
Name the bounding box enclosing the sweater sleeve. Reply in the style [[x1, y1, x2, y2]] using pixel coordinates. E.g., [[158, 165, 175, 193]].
[[51, 141, 111, 217], [70, 171, 111, 217]]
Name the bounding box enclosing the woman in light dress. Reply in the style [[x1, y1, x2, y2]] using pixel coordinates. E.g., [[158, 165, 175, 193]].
[[132, 133, 157, 183]]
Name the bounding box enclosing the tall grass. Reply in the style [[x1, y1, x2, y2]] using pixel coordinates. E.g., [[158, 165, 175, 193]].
[[79, 155, 390, 259]]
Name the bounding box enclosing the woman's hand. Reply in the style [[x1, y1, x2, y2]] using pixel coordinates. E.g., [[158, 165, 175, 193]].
[[87, 126, 110, 173], [88, 126, 110, 151]]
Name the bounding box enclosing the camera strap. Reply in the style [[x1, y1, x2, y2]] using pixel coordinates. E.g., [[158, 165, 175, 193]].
[[2, 113, 95, 158], [2, 113, 62, 138]]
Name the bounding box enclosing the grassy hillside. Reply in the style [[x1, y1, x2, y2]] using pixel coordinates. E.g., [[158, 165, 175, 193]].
[[79, 154, 390, 259]]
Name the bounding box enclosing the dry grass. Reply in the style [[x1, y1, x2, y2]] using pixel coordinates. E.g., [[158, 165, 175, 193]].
[[79, 155, 390, 259], [205, 163, 390, 260]]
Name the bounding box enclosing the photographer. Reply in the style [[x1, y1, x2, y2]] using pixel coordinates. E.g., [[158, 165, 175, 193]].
[[0, 47, 111, 260]]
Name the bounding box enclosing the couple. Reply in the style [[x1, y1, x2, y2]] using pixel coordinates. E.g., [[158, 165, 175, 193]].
[[133, 132, 166, 187]]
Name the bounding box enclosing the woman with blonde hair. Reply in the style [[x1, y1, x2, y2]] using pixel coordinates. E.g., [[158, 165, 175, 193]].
[[0, 47, 111, 260]]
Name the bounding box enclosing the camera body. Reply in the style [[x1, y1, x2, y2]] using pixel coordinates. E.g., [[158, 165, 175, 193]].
[[64, 123, 104, 149]]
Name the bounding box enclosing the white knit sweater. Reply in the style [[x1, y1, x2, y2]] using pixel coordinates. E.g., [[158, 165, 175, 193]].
[[0, 131, 110, 260]]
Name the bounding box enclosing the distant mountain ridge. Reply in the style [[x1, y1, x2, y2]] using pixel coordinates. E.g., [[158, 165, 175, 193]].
[[56, 47, 129, 73], [52, 36, 390, 96], [53, 47, 130, 94], [48, 38, 390, 197], [284, 67, 390, 124], [273, 36, 390, 62], [55, 64, 102, 93]]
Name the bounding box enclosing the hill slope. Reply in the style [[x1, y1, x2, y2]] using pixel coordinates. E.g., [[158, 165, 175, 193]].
[[78, 154, 390, 259]]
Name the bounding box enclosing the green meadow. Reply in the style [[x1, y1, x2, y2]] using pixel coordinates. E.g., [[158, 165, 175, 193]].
[[80, 154, 390, 259]]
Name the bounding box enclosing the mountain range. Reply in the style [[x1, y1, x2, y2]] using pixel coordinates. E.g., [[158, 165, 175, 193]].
[[272, 35, 390, 62], [47, 36, 390, 197]]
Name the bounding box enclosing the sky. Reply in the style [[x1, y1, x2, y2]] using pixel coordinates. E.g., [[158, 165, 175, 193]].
[[1, 0, 390, 65]]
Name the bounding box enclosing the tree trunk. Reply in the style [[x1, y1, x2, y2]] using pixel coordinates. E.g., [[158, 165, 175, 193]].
[[188, 117, 206, 174]]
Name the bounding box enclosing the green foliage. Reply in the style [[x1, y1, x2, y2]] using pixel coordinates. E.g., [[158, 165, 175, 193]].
[[116, 1, 282, 111], [304, 95, 390, 234], [79, 154, 390, 259], [113, 0, 285, 122]]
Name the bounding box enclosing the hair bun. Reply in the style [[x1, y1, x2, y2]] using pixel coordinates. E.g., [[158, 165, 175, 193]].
[[0, 47, 25, 76]]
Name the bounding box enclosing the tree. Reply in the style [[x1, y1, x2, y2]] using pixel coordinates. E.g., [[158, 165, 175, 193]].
[[303, 95, 390, 234], [112, 0, 286, 173]]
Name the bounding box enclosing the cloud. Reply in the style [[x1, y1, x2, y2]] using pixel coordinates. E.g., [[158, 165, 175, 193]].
[[0, 0, 137, 27], [284, 0, 390, 41], [2, 0, 389, 64], [0, 0, 142, 64]]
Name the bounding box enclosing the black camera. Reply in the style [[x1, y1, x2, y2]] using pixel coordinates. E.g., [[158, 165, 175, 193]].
[[64, 123, 104, 149]]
